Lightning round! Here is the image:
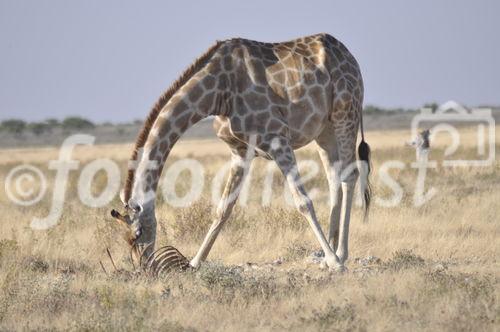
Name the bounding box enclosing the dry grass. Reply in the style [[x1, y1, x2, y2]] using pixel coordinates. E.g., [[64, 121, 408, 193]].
[[0, 126, 499, 331]]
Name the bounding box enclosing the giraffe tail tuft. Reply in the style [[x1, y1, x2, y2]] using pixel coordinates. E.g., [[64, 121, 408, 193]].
[[358, 140, 371, 222]]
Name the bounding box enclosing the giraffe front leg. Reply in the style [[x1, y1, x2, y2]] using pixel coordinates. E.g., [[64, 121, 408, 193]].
[[190, 153, 250, 268]]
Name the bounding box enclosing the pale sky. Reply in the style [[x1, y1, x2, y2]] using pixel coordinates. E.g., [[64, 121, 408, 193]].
[[1, 0, 499, 122]]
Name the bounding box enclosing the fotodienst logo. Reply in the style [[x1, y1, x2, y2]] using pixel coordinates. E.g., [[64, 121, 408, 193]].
[[411, 100, 495, 167], [3, 101, 496, 230]]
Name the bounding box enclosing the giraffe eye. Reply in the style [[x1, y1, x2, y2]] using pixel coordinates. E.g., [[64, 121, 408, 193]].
[[127, 199, 143, 214], [131, 204, 143, 214]]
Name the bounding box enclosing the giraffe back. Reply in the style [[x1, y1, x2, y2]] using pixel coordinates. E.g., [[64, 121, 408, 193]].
[[213, 33, 364, 150]]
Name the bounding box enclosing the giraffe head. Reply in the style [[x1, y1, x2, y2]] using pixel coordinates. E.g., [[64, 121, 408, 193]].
[[420, 129, 430, 140], [419, 129, 431, 149], [110, 206, 142, 247], [110, 195, 154, 262]]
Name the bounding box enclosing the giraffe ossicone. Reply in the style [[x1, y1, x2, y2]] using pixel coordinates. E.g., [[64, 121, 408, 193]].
[[110, 33, 371, 272]]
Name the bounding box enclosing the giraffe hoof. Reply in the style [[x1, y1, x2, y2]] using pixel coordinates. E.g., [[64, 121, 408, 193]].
[[189, 259, 201, 269], [329, 264, 347, 273], [320, 257, 346, 272]]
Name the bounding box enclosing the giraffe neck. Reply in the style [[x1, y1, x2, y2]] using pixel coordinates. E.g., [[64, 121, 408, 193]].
[[130, 71, 227, 211]]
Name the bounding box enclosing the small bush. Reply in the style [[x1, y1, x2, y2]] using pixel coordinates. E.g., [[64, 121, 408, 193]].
[[171, 200, 214, 242], [197, 262, 243, 289], [23, 256, 49, 273], [383, 249, 425, 271], [0, 239, 19, 262], [425, 270, 494, 302], [284, 242, 310, 261], [299, 302, 363, 331], [260, 207, 307, 231]]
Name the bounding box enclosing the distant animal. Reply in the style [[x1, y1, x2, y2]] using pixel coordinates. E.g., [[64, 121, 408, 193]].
[[407, 129, 430, 161], [110, 33, 371, 272]]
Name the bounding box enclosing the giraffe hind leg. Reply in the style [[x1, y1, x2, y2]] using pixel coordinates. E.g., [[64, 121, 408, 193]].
[[268, 137, 344, 271], [316, 125, 343, 251], [331, 113, 360, 264]]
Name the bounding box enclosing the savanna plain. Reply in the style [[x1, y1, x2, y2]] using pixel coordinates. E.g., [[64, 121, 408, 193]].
[[0, 125, 499, 331]]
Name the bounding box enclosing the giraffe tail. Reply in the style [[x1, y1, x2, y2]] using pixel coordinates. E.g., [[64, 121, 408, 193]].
[[358, 126, 372, 223]]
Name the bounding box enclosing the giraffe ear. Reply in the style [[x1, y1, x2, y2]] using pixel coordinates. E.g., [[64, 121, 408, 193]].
[[119, 190, 127, 206]]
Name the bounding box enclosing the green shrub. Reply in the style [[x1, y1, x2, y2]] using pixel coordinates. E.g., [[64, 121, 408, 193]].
[[28, 122, 50, 136], [61, 116, 95, 130], [1, 119, 26, 135]]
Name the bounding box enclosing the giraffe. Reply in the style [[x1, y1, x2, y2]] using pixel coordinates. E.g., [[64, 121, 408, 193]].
[[110, 33, 371, 271], [407, 129, 430, 161]]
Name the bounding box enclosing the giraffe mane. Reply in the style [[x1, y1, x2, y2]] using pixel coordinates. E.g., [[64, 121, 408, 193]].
[[123, 40, 223, 203]]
